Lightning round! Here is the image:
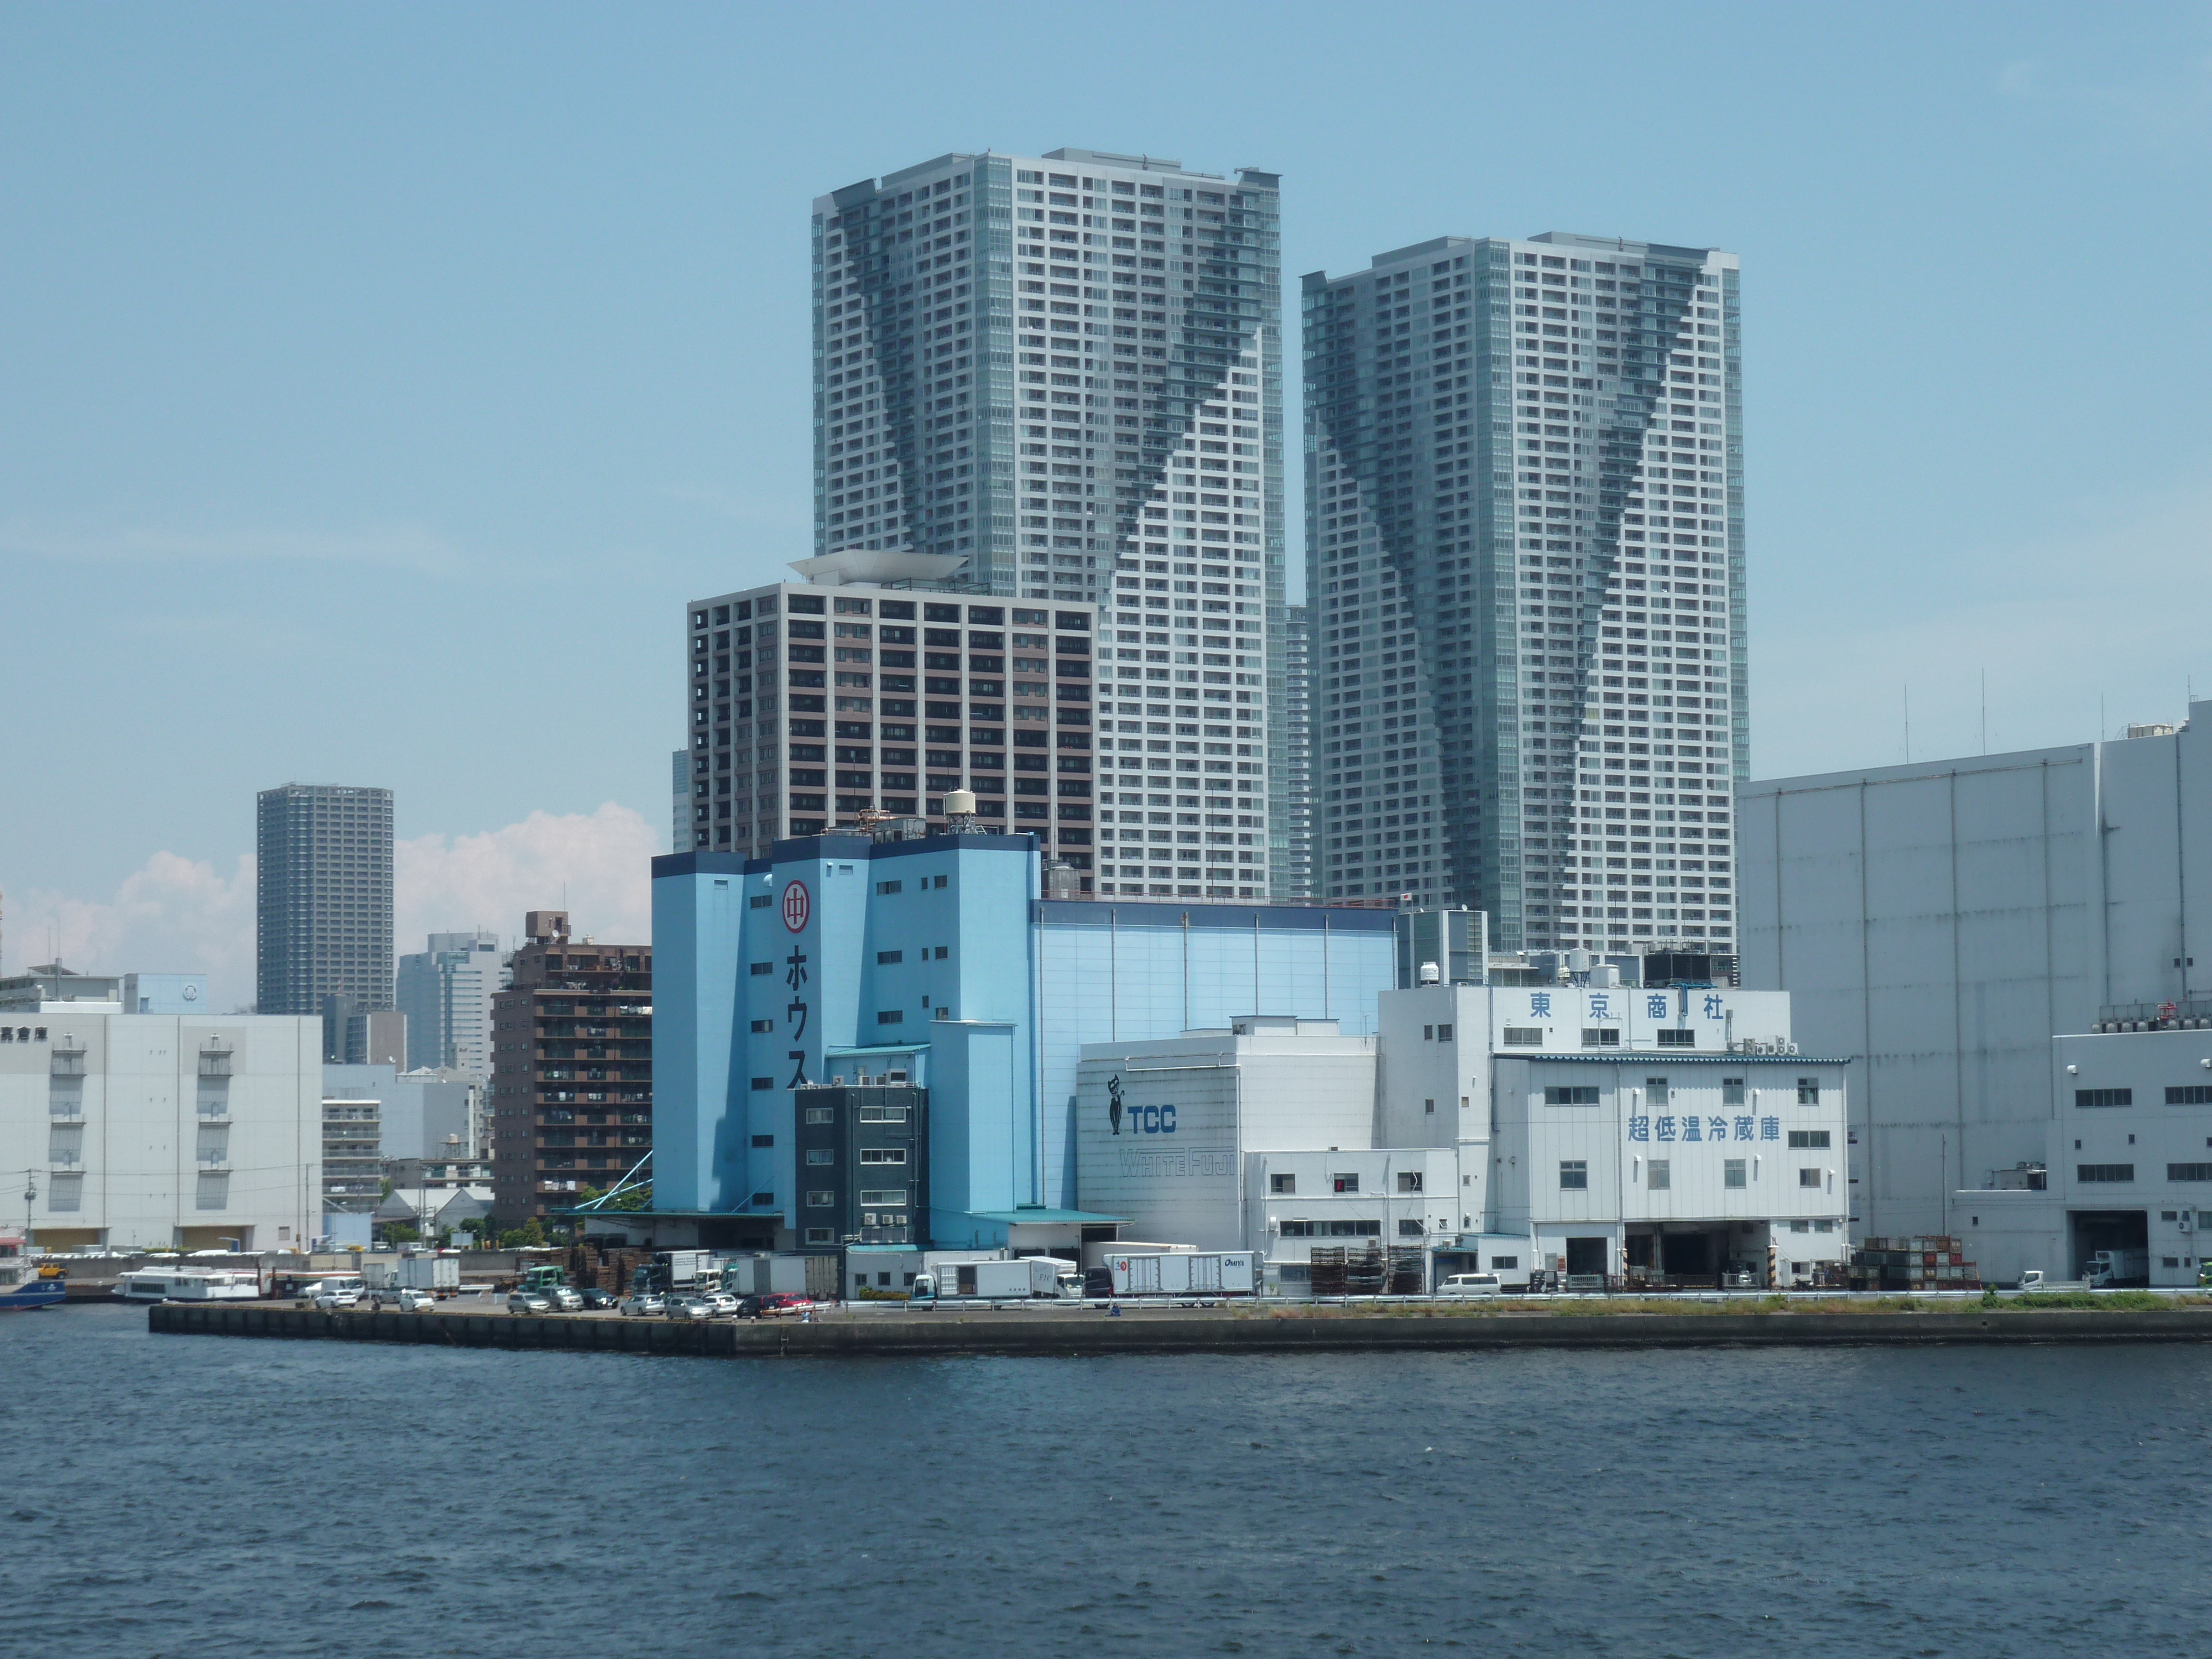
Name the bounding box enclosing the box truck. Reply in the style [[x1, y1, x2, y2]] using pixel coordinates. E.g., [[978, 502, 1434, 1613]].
[[911, 1256, 1079, 1305], [2086, 1249, 2149, 1288], [1106, 1251, 1258, 1299]]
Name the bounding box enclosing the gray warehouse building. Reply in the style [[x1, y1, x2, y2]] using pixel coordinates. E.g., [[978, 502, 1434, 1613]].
[[1739, 707, 2212, 1239]]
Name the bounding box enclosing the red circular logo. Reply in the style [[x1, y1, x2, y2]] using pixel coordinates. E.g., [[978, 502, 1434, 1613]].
[[781, 880, 811, 932]]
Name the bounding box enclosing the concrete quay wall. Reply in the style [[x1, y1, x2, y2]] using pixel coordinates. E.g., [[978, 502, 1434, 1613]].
[[148, 1302, 2212, 1357]]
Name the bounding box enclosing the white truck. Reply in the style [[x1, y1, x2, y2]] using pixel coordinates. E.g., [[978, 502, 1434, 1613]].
[[2086, 1249, 2150, 1288], [1106, 1251, 1258, 1300], [366, 1254, 461, 1303], [911, 1256, 1079, 1305]]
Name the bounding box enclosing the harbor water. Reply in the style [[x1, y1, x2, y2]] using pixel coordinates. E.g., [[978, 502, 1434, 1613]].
[[9, 1303, 2212, 1657]]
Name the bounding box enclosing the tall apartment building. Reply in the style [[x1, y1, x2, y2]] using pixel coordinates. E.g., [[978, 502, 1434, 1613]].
[[255, 784, 394, 1019], [1279, 604, 1313, 897], [813, 147, 1283, 893], [394, 929, 504, 1076], [685, 570, 1111, 886], [1301, 234, 1745, 954], [487, 911, 652, 1222]]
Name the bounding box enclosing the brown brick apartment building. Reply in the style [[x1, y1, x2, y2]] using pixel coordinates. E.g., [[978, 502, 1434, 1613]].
[[489, 911, 652, 1223]]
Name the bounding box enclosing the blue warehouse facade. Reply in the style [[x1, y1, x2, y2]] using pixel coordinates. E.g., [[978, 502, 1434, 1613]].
[[650, 832, 1395, 1250]]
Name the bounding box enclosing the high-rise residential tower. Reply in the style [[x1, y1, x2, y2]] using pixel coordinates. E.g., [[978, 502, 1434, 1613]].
[[813, 148, 1284, 896], [1279, 604, 1313, 898], [255, 784, 394, 1018], [1302, 234, 1744, 954]]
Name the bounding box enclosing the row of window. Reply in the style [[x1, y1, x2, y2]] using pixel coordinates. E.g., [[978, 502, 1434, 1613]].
[[2081, 1164, 2212, 1183], [1543, 1079, 1823, 1105], [1561, 1160, 1822, 1191], [2076, 1087, 2212, 1107]]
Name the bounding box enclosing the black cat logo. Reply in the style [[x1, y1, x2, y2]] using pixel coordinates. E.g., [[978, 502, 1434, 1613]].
[[1107, 1073, 1123, 1136]]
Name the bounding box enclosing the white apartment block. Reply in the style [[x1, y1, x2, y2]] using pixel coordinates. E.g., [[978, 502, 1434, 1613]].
[[0, 1009, 322, 1251], [1302, 234, 1745, 952], [814, 147, 1285, 895]]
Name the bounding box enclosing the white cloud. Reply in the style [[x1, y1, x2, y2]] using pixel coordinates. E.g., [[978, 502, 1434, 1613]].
[[394, 803, 656, 956], [9, 852, 259, 1009], [4, 803, 656, 1012]]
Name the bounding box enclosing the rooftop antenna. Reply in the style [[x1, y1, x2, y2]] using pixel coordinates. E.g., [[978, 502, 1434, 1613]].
[[1980, 667, 1987, 755], [1903, 685, 1911, 764]]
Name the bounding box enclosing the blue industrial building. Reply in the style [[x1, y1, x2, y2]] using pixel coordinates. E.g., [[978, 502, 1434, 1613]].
[[648, 830, 1396, 1250]]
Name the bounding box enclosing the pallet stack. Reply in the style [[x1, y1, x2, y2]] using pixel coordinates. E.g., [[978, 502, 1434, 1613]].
[[1846, 1235, 1982, 1292]]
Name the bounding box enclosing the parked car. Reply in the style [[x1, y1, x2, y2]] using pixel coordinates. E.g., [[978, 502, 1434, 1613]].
[[314, 1285, 363, 1311], [507, 1290, 553, 1316], [618, 1292, 665, 1318], [756, 1293, 813, 1318], [579, 1287, 619, 1311], [1438, 1273, 1503, 1298], [698, 1292, 740, 1318], [370, 1287, 438, 1312], [543, 1284, 585, 1312], [731, 1295, 763, 1320], [664, 1295, 715, 1321]]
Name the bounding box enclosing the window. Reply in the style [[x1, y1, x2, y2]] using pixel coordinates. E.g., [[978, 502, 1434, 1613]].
[[875, 879, 904, 894], [2167, 1086, 2212, 1105], [1558, 1160, 1589, 1191], [1545, 1086, 1600, 1105], [1332, 1172, 1359, 1193], [750, 962, 773, 977], [1646, 1159, 1671, 1190], [1797, 1168, 1822, 1189], [1488, 1254, 1519, 1270], [806, 1190, 836, 1207], [877, 1010, 904, 1025], [805, 1228, 834, 1245], [749, 1019, 773, 1033], [1787, 1130, 1831, 1149], [1797, 1078, 1821, 1105], [1722, 1077, 1745, 1105], [1646, 1077, 1669, 1107], [1269, 1172, 1295, 1194], [804, 1107, 834, 1124], [749, 894, 773, 909], [1325, 1219, 1383, 1238], [752, 1133, 777, 1146], [1724, 1159, 1746, 1188], [750, 1191, 775, 1206], [2168, 1163, 2212, 1181], [1277, 1219, 1314, 1237], [1437, 1024, 1453, 1041], [858, 1189, 905, 1206], [1502, 1026, 1543, 1046], [1397, 1171, 1423, 1193], [195, 1172, 229, 1211], [1397, 1219, 1425, 1237], [1657, 1029, 1694, 1047], [859, 1148, 907, 1165], [750, 1077, 775, 1091], [877, 950, 903, 964], [2077, 1088, 2133, 1108], [48, 1171, 84, 1212], [2078, 1164, 2135, 1182], [1582, 1027, 1621, 1047], [805, 1148, 834, 1165]]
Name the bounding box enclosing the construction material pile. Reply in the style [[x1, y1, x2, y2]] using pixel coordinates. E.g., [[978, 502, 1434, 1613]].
[[1847, 1235, 1981, 1292]]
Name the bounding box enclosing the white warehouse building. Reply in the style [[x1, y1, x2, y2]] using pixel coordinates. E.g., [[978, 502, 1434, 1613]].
[[1074, 980, 1850, 1290], [1955, 1025, 2212, 1287], [0, 1004, 322, 1251]]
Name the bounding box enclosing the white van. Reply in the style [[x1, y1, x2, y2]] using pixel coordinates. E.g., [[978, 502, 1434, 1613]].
[[1438, 1272, 1503, 1298]]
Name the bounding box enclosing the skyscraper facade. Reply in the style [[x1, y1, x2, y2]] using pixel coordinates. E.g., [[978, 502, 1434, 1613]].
[[1278, 603, 1313, 898], [395, 929, 504, 1076], [255, 784, 394, 1018], [1302, 234, 1744, 954], [813, 147, 1284, 895]]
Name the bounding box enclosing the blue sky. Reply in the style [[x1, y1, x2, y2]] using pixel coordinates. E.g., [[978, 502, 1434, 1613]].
[[5, 2, 2211, 998]]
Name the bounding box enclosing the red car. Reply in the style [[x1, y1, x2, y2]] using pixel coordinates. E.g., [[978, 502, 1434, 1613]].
[[756, 1293, 815, 1317]]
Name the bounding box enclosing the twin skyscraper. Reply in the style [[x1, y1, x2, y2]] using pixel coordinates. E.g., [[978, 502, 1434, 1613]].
[[759, 148, 1743, 957]]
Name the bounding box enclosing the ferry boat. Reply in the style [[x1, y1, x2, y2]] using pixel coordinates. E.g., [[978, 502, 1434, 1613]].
[[112, 1268, 263, 1303], [0, 1236, 66, 1312]]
